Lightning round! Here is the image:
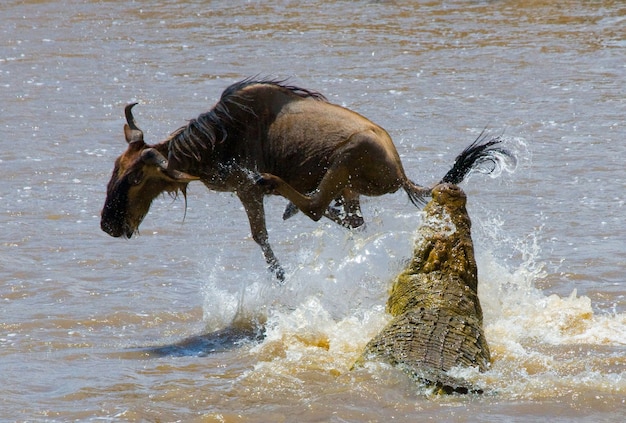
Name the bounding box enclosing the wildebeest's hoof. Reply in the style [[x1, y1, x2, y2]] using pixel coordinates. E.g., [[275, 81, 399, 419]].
[[325, 206, 365, 229], [271, 263, 286, 284], [283, 202, 299, 220], [346, 215, 365, 229]]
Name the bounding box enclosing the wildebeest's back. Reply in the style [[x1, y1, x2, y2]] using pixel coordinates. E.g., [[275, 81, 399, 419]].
[[263, 91, 397, 191], [197, 81, 395, 194]]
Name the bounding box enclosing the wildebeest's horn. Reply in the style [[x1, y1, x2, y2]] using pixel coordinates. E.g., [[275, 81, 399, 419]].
[[124, 102, 144, 145], [141, 148, 199, 182], [125, 103, 141, 131]]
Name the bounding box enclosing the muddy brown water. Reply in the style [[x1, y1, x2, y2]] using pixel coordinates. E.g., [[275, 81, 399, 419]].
[[1, 0, 625, 421]]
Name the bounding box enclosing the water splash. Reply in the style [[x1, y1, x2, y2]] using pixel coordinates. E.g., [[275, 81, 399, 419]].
[[197, 176, 626, 400], [472, 216, 626, 398]]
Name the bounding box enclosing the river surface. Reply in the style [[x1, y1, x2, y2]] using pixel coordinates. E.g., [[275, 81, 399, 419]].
[[1, 0, 625, 421]]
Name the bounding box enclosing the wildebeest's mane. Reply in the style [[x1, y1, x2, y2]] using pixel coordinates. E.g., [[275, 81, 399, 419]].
[[167, 78, 327, 162], [224, 77, 328, 102]]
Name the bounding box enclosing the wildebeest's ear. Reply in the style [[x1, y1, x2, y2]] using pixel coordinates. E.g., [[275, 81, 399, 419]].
[[141, 148, 200, 183], [124, 103, 145, 146], [165, 169, 201, 183]]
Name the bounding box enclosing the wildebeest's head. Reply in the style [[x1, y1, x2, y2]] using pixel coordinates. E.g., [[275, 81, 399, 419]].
[[100, 103, 199, 238]]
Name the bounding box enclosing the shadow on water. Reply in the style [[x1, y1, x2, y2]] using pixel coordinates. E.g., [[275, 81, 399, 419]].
[[117, 320, 266, 359], [148, 324, 266, 357]]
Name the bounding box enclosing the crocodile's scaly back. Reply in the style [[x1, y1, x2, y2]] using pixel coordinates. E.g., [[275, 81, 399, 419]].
[[356, 184, 491, 394]]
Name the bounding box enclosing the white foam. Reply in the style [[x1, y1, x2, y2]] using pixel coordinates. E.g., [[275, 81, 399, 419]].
[[198, 191, 626, 397]]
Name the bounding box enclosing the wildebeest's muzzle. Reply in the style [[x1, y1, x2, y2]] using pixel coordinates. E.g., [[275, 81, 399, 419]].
[[101, 178, 133, 238]]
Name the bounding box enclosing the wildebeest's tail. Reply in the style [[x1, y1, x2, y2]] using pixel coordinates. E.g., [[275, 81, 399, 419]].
[[440, 130, 514, 185], [403, 130, 515, 206]]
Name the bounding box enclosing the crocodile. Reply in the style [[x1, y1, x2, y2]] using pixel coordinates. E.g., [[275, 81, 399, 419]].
[[355, 183, 491, 394]]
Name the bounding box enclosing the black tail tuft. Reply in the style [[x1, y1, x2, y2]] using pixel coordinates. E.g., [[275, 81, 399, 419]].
[[440, 130, 515, 185]]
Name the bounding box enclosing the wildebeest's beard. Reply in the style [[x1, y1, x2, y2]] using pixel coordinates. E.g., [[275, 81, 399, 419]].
[[101, 175, 136, 238], [101, 172, 163, 238], [101, 166, 189, 238]]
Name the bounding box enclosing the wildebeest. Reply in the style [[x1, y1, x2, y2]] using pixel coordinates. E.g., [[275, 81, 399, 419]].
[[101, 78, 511, 281]]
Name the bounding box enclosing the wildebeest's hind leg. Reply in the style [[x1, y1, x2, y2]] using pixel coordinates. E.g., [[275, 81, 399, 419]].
[[282, 190, 364, 229], [237, 190, 285, 282], [258, 131, 404, 224], [258, 163, 352, 223]]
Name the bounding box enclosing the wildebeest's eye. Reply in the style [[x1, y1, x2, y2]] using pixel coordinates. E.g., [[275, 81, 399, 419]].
[[130, 171, 143, 185]]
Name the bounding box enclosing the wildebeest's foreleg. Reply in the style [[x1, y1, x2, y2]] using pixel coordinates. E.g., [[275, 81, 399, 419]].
[[237, 190, 285, 282]]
